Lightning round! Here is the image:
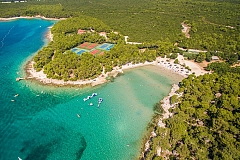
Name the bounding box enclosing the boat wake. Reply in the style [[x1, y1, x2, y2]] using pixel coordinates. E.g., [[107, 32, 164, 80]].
[[0, 26, 14, 49]]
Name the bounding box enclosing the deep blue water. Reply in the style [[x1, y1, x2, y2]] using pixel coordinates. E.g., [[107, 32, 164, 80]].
[[0, 18, 182, 160]]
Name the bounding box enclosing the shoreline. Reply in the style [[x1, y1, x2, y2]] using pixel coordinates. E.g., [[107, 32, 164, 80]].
[[24, 60, 157, 87], [140, 84, 182, 159], [11, 17, 208, 158], [8, 16, 208, 87], [0, 15, 218, 160], [45, 29, 53, 42], [141, 83, 180, 159], [140, 58, 209, 158], [25, 60, 108, 87], [139, 56, 209, 159], [24, 54, 208, 87], [0, 15, 65, 22]]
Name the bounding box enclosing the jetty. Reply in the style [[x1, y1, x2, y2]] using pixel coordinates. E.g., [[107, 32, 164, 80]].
[[16, 77, 25, 81], [16, 77, 33, 82]]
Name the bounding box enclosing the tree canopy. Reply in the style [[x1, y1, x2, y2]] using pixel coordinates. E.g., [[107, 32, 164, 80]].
[[33, 16, 172, 81], [146, 72, 240, 160], [0, 0, 239, 54]]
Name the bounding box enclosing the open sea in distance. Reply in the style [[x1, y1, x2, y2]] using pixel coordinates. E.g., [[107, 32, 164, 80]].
[[0, 18, 183, 160]]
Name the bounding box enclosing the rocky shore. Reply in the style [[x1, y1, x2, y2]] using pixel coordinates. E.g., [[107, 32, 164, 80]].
[[141, 84, 181, 159]]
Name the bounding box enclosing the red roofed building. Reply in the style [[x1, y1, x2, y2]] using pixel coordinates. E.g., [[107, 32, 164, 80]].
[[78, 29, 86, 34]]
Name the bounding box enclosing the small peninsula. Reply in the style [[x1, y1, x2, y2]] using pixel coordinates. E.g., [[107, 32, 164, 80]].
[[26, 16, 208, 87]]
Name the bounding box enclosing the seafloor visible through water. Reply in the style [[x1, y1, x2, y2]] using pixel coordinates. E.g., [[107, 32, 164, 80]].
[[0, 18, 183, 160]]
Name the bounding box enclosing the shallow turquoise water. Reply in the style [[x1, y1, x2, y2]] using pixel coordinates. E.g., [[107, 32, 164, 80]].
[[0, 19, 182, 160]]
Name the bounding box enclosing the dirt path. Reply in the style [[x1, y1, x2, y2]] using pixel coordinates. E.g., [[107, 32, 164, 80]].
[[202, 17, 234, 29], [181, 21, 191, 38]]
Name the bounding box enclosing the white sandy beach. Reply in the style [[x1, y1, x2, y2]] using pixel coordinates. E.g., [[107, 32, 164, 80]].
[[0, 16, 64, 21], [26, 61, 107, 86], [45, 30, 53, 42], [26, 53, 208, 87], [26, 60, 155, 86]]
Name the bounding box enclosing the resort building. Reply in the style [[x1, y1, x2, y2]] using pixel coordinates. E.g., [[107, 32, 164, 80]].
[[211, 56, 220, 61], [77, 29, 86, 35]]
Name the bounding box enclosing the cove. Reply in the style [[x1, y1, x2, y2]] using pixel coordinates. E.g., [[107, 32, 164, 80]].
[[0, 18, 182, 160]]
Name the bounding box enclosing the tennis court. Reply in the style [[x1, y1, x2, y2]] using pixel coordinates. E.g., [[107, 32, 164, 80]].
[[76, 49, 88, 55], [79, 42, 89, 48], [106, 44, 114, 50], [99, 43, 108, 49], [69, 42, 114, 56], [91, 50, 100, 55], [71, 48, 80, 52], [87, 43, 98, 50], [96, 43, 115, 51]]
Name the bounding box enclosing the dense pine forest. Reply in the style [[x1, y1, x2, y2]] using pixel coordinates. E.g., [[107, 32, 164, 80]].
[[0, 0, 239, 53], [33, 16, 165, 81], [1, 0, 240, 159], [145, 71, 240, 160]]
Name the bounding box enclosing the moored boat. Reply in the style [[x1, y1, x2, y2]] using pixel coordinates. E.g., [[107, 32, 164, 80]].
[[97, 98, 103, 107], [98, 98, 103, 103]]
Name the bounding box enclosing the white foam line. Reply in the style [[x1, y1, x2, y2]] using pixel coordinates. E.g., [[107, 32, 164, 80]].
[[0, 25, 14, 49]]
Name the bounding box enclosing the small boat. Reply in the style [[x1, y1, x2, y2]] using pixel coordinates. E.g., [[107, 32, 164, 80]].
[[89, 102, 93, 106], [18, 157, 22, 160], [98, 98, 103, 103], [92, 93, 97, 96], [14, 94, 19, 97], [97, 98, 103, 107], [77, 114, 80, 118], [11, 100, 15, 102]]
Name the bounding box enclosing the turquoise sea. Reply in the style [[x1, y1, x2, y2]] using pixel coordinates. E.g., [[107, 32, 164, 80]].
[[0, 18, 182, 160]]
